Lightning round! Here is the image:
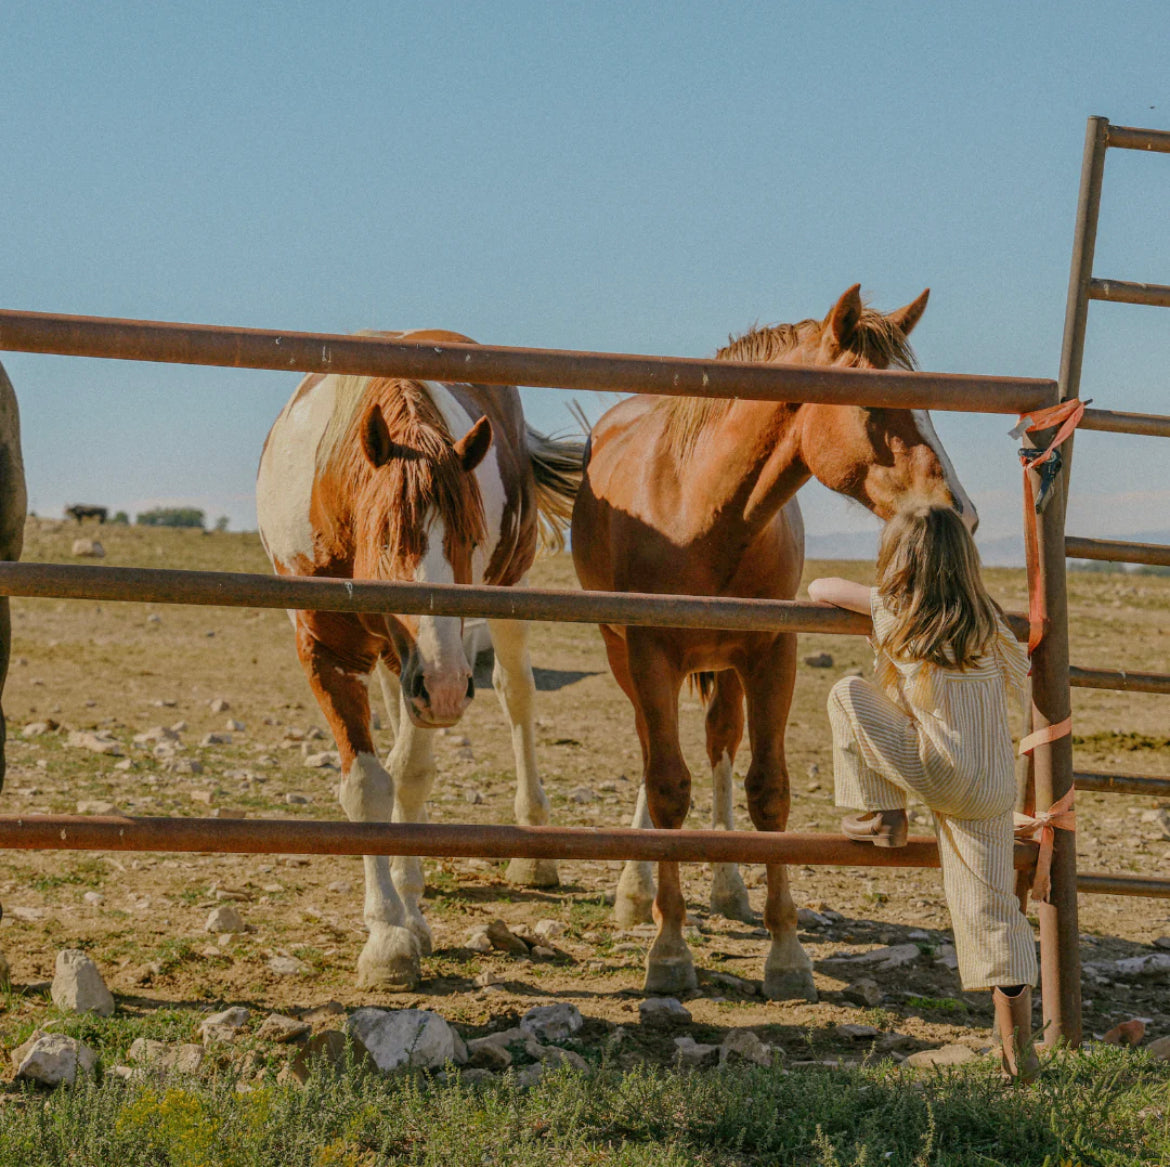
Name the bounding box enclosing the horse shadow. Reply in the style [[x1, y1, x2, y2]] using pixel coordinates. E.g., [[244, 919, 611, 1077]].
[[471, 650, 601, 694]]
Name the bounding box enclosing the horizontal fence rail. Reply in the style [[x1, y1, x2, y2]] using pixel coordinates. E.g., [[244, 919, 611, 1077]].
[[1088, 279, 1170, 309], [1075, 771, 1170, 798], [0, 562, 1032, 640], [0, 815, 1040, 870], [1069, 666, 1170, 694], [1080, 408, 1170, 438], [0, 310, 1057, 414], [1077, 874, 1170, 899], [1105, 123, 1170, 153], [1066, 535, 1170, 567]]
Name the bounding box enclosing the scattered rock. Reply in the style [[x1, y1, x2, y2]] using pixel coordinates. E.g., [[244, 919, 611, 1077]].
[[803, 652, 834, 668], [225, 719, 246, 732], [514, 1062, 545, 1088], [22, 720, 56, 738], [205, 905, 246, 934], [465, 930, 493, 954], [463, 788, 484, 805], [836, 1024, 880, 1040], [76, 800, 118, 815], [71, 538, 105, 558], [287, 1030, 378, 1084], [303, 752, 340, 770], [524, 1038, 588, 1071], [51, 949, 114, 1017], [797, 907, 829, 929], [256, 1013, 312, 1043], [466, 1037, 512, 1070], [127, 1039, 206, 1076], [639, 998, 692, 1028], [200, 1007, 250, 1042], [268, 955, 310, 976], [1153, 937, 1170, 951], [904, 1044, 977, 1067], [705, 970, 758, 996], [531, 945, 557, 959], [473, 970, 504, 988], [534, 919, 568, 942], [209, 698, 231, 713], [486, 919, 530, 955], [1148, 1036, 1170, 1061], [1102, 1019, 1146, 1046], [14, 1033, 98, 1086], [284, 792, 312, 805], [568, 786, 594, 804], [327, 880, 353, 895], [842, 979, 883, 1008], [83, 891, 104, 906], [348, 1008, 466, 1072], [200, 733, 233, 747], [520, 1003, 584, 1042], [835, 943, 921, 971], [674, 1035, 720, 1068], [66, 730, 123, 756], [1086, 953, 1170, 982], [719, 1029, 773, 1067]]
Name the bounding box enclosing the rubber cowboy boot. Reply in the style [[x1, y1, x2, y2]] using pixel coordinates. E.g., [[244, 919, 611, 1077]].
[[993, 986, 1040, 1083]]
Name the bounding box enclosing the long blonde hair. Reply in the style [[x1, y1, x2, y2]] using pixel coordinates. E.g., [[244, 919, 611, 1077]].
[[876, 504, 998, 669]]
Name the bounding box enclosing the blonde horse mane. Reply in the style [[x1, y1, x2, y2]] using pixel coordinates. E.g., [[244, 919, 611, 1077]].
[[659, 304, 919, 458]]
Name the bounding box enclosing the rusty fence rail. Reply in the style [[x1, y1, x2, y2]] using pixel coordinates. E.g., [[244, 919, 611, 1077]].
[[0, 309, 1056, 414]]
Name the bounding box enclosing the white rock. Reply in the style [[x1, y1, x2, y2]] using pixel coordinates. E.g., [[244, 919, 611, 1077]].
[[639, 997, 692, 1027], [303, 752, 340, 769], [16, 1034, 98, 1085], [225, 719, 246, 732], [348, 1008, 466, 1071], [466, 1036, 512, 1069], [71, 538, 105, 558], [83, 892, 105, 906], [465, 930, 493, 954], [534, 919, 568, 941], [674, 1035, 720, 1067], [568, 786, 594, 804], [200, 733, 232, 747], [256, 1013, 311, 1043], [205, 905, 246, 934], [904, 1044, 977, 1067], [77, 800, 118, 815], [719, 1029, 773, 1067], [841, 943, 921, 971], [22, 721, 54, 738], [133, 726, 179, 746], [519, 1003, 584, 1042], [524, 1038, 588, 1070], [209, 698, 231, 713], [464, 788, 484, 805], [200, 1007, 251, 1035], [51, 949, 114, 1016], [66, 730, 123, 756], [268, 955, 309, 976]]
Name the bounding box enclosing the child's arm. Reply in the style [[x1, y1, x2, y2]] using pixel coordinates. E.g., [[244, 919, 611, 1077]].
[[808, 577, 872, 615]]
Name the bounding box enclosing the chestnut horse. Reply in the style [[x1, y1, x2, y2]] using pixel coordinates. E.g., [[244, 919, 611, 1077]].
[[572, 286, 976, 1000], [257, 331, 582, 990]]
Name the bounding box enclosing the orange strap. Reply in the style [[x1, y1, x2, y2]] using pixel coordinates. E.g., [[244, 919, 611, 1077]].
[[1015, 399, 1086, 653], [1013, 787, 1076, 902], [1018, 715, 1073, 757]]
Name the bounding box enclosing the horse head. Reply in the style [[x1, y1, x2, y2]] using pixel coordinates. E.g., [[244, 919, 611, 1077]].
[[352, 397, 493, 728], [793, 285, 977, 530]]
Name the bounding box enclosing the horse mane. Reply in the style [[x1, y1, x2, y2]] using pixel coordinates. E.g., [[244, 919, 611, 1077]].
[[320, 372, 486, 569], [658, 305, 919, 457]]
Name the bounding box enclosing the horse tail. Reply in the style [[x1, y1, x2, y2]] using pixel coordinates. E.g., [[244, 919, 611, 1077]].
[[526, 424, 585, 554], [689, 671, 717, 706]]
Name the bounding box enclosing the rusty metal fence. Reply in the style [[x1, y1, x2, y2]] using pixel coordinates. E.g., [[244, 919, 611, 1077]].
[[0, 287, 1099, 1046]]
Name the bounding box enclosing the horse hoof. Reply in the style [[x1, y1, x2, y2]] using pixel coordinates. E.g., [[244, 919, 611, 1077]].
[[644, 954, 698, 996], [709, 882, 756, 925], [762, 966, 818, 1003], [405, 917, 433, 957], [356, 925, 421, 991], [505, 857, 560, 888]]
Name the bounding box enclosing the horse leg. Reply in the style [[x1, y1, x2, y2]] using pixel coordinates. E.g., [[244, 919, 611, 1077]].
[[705, 671, 753, 922], [627, 635, 696, 995], [296, 624, 420, 989], [601, 626, 656, 926], [742, 635, 817, 1002], [374, 656, 401, 745], [486, 617, 558, 887]]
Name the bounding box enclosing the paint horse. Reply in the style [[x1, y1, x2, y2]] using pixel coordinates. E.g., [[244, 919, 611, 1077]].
[[257, 331, 582, 989], [0, 361, 26, 793], [572, 286, 976, 1001]]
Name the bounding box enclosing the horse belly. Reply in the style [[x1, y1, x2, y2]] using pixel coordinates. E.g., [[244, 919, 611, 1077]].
[[257, 377, 339, 571]]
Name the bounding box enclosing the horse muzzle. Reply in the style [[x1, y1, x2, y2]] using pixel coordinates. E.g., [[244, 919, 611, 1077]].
[[402, 665, 475, 728]]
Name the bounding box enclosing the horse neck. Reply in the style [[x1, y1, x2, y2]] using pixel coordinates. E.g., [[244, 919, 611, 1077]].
[[687, 400, 810, 537]]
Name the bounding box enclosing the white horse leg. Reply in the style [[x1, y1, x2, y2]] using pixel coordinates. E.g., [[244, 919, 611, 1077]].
[[709, 750, 753, 922], [386, 693, 437, 954], [338, 752, 421, 989], [614, 784, 656, 926], [487, 617, 558, 887], [374, 658, 401, 745]]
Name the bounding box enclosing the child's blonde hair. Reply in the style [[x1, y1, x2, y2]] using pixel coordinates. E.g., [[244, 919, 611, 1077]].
[[875, 504, 998, 669]]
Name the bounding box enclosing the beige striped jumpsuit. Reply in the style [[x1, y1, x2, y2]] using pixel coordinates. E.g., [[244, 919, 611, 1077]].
[[827, 589, 1038, 991]]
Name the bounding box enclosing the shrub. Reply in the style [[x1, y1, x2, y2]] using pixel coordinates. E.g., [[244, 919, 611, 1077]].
[[136, 507, 206, 529]]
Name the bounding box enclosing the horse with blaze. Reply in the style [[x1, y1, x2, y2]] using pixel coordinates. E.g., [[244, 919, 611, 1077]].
[[257, 330, 582, 990], [572, 286, 976, 1001]]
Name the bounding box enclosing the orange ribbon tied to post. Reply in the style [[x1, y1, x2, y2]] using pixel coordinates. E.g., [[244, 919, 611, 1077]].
[[1013, 788, 1076, 903]]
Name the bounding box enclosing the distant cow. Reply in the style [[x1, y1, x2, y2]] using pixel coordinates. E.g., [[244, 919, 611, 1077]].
[[64, 505, 108, 524]]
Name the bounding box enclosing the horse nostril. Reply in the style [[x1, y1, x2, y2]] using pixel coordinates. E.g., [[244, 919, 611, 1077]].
[[409, 673, 428, 703], [466, 677, 475, 700]]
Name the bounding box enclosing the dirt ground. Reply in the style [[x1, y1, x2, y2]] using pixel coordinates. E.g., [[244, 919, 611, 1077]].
[[0, 518, 1167, 1067]]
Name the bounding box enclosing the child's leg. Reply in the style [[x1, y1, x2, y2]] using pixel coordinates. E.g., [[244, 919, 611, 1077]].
[[827, 676, 919, 810], [934, 810, 1038, 992]]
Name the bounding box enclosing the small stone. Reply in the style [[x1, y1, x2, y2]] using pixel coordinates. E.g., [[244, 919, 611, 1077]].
[[190, 788, 214, 804], [287, 1030, 377, 1084], [842, 979, 883, 1008], [531, 945, 556, 959], [268, 955, 309, 976], [904, 1044, 977, 1067], [465, 930, 493, 954], [719, 1029, 773, 1067], [705, 970, 758, 996], [486, 919, 529, 955], [71, 538, 105, 558], [348, 1008, 465, 1071], [1147, 1035, 1170, 1061], [83, 891, 105, 906], [201, 1007, 250, 1036], [797, 907, 829, 929], [464, 788, 484, 805], [327, 880, 353, 894], [170, 759, 204, 776], [284, 792, 312, 805], [209, 698, 231, 713], [256, 1013, 312, 1043], [225, 719, 245, 732], [66, 730, 123, 756], [835, 1023, 880, 1040], [474, 970, 504, 988], [514, 1062, 545, 1088], [674, 1035, 720, 1068], [803, 652, 834, 668], [842, 943, 921, 971], [568, 786, 594, 804], [639, 997, 692, 1028], [201, 733, 232, 747], [51, 949, 115, 1016], [534, 919, 568, 942], [22, 720, 56, 738], [205, 905, 246, 934], [16, 1034, 98, 1086], [524, 1038, 587, 1071], [77, 800, 118, 815], [303, 752, 339, 770], [1102, 1019, 1146, 1046], [520, 1003, 584, 1042], [1153, 937, 1170, 951], [466, 1036, 512, 1069]]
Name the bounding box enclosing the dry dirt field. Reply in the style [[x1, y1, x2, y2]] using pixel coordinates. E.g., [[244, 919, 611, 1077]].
[[0, 519, 1167, 1070]]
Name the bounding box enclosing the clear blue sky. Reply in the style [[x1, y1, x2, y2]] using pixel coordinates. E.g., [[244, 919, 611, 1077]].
[[2, 2, 1168, 559]]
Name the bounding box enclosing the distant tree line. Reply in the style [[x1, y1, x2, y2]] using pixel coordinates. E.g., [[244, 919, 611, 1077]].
[[135, 507, 206, 529]]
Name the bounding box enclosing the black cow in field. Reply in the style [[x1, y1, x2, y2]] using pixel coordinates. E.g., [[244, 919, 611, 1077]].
[[65, 504, 108, 524]]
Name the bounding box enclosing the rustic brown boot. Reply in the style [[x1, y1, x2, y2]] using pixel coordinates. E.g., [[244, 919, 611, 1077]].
[[993, 986, 1040, 1083], [840, 809, 908, 848]]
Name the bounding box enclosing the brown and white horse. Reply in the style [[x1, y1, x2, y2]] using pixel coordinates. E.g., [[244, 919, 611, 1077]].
[[572, 286, 975, 1001], [257, 330, 582, 990], [0, 360, 26, 793]]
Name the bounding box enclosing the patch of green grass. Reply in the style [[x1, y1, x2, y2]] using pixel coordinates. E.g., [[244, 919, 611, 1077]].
[[28, 856, 108, 893]]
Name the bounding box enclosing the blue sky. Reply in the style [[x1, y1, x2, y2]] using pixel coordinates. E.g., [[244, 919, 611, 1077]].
[[2, 2, 1168, 558]]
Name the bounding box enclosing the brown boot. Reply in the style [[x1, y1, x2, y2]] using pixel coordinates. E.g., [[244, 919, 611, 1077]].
[[993, 986, 1040, 1083], [840, 809, 908, 848]]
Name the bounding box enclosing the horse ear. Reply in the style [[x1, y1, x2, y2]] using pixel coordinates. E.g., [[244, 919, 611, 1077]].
[[828, 284, 864, 347], [454, 416, 493, 472], [361, 404, 395, 468], [888, 288, 930, 336]]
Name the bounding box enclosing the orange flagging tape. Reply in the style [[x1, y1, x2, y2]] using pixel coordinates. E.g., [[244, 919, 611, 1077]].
[[1013, 787, 1076, 902], [1018, 715, 1073, 757]]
